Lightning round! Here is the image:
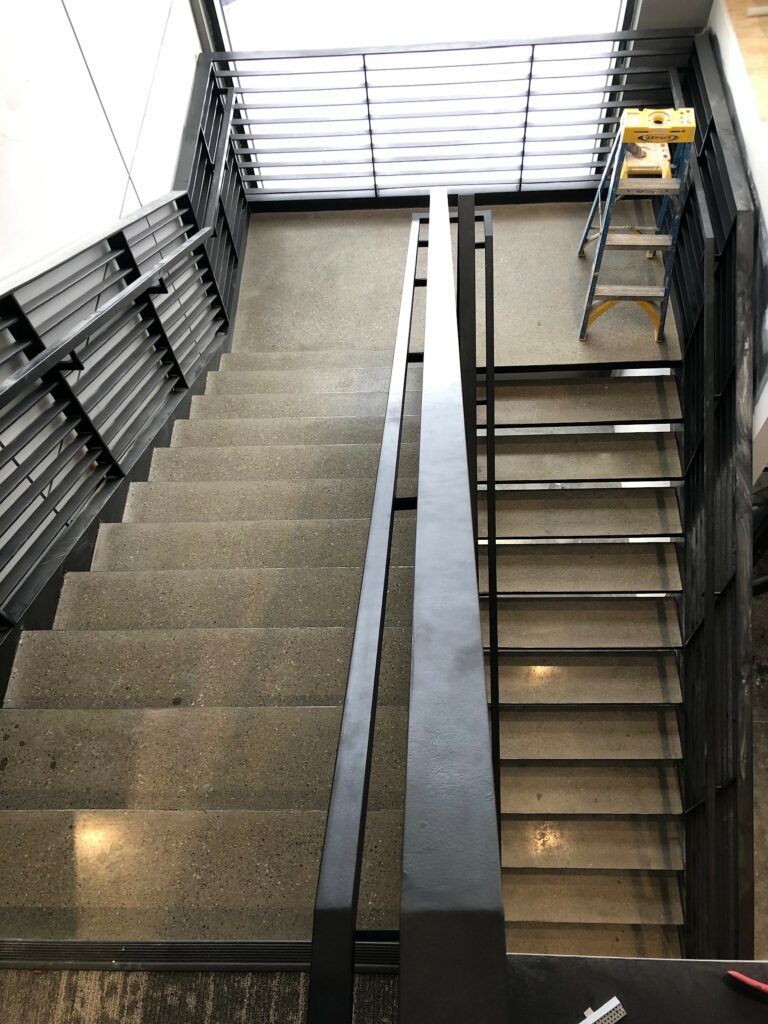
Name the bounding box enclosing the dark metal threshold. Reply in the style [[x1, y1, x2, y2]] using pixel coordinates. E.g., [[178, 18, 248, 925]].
[[0, 938, 399, 972]]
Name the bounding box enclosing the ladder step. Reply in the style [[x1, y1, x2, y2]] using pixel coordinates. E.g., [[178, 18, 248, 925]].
[[617, 178, 680, 195], [605, 233, 673, 251], [594, 284, 665, 301]]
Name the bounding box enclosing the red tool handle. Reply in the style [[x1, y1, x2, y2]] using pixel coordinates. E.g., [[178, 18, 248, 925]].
[[727, 970, 768, 995]]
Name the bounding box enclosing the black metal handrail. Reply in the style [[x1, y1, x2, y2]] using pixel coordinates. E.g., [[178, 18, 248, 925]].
[[400, 189, 506, 1022], [307, 212, 420, 1022], [308, 190, 505, 1022]]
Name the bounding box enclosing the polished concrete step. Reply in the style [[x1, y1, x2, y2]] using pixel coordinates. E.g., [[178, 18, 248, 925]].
[[223, 349, 395, 369], [478, 488, 682, 539], [189, 391, 422, 420], [503, 871, 684, 924], [205, 367, 422, 395], [505, 922, 681, 957], [91, 517, 415, 572], [148, 443, 419, 483], [0, 808, 400, 939], [480, 434, 681, 484], [480, 543, 681, 595], [500, 764, 682, 815], [487, 597, 682, 650], [172, 415, 419, 448], [0, 706, 404, 812], [500, 709, 681, 760], [54, 566, 412, 631], [492, 654, 681, 705], [482, 377, 681, 427], [6, 626, 410, 709], [501, 819, 682, 870], [124, 479, 373, 523]]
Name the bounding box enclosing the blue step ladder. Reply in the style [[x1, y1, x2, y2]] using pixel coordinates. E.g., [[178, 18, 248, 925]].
[[577, 107, 696, 342]]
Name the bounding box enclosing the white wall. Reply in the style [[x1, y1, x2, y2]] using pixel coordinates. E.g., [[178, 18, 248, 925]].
[[0, 0, 200, 285]]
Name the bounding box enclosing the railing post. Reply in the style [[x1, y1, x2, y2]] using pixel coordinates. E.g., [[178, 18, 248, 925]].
[[456, 194, 478, 549]]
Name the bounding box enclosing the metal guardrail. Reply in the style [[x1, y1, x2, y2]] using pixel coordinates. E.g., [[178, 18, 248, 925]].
[[0, 56, 250, 695], [669, 37, 755, 959], [205, 29, 695, 203]]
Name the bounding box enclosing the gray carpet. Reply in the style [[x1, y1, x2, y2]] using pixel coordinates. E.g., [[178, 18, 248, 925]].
[[0, 970, 398, 1023]]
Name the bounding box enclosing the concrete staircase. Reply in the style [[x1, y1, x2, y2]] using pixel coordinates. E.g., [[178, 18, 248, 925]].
[[0, 212, 415, 942], [481, 370, 685, 958]]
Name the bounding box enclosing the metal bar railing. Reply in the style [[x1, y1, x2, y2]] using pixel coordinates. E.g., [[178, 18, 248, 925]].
[[307, 214, 420, 1023], [204, 30, 694, 203], [0, 229, 211, 415], [400, 188, 506, 1024]]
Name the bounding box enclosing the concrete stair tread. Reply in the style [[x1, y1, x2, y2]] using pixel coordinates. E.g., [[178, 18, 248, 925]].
[[481, 377, 680, 427], [54, 567, 412, 630], [0, 808, 400, 939], [478, 488, 682, 539], [124, 479, 415, 523], [91, 517, 415, 572], [6, 626, 410, 709], [501, 819, 682, 870], [505, 923, 681, 956], [503, 870, 684, 924], [486, 597, 682, 649], [172, 415, 420, 448], [223, 349, 395, 369], [189, 391, 422, 420], [206, 367, 421, 395], [148, 443, 418, 483], [480, 434, 681, 483], [500, 764, 682, 815], [492, 654, 681, 704], [481, 543, 681, 595], [0, 707, 405, 812], [500, 709, 682, 761], [605, 232, 673, 251]]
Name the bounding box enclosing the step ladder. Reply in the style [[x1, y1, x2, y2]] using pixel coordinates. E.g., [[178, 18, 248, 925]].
[[577, 107, 696, 342]]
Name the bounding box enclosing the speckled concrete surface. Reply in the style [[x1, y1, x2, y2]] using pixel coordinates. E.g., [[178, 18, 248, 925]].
[[171, 413, 420, 447], [480, 433, 681, 483], [1, 209, 413, 948], [54, 566, 412, 630], [206, 366, 421, 394], [503, 871, 683, 926], [91, 516, 416, 571], [485, 376, 681, 426], [0, 970, 398, 1024], [500, 709, 681, 760], [7, 626, 410, 709], [485, 202, 682, 367], [501, 818, 682, 870], [232, 210, 410, 351], [0, 808, 401, 938], [149, 441, 418, 482], [488, 597, 682, 649], [189, 388, 421, 419], [500, 764, 681, 816], [482, 542, 681, 594], [222, 349, 396, 368], [478, 488, 681, 539], [0, 706, 405, 812], [123, 478, 381, 522], [494, 654, 681, 705]]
